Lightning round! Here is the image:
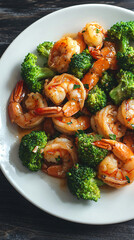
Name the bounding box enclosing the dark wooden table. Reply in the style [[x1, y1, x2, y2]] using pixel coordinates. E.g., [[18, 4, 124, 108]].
[[1, 1, 134, 239]]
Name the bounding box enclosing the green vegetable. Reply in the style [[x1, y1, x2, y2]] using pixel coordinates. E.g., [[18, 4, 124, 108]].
[[37, 41, 53, 65], [67, 164, 101, 201], [99, 71, 117, 94], [109, 69, 134, 105], [55, 156, 61, 162], [108, 21, 134, 52], [73, 84, 81, 89], [109, 134, 116, 140], [84, 84, 89, 90], [37, 41, 53, 58], [21, 53, 55, 93], [108, 21, 134, 71], [125, 176, 130, 183], [19, 131, 47, 171], [117, 46, 134, 72], [77, 133, 108, 167], [69, 49, 93, 79], [86, 85, 107, 114]]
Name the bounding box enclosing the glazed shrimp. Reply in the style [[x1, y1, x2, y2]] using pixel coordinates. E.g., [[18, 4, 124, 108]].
[[8, 80, 47, 128], [82, 42, 117, 92], [75, 32, 86, 52], [89, 41, 118, 70], [48, 37, 80, 73], [91, 105, 126, 139], [36, 73, 86, 117], [42, 137, 78, 178], [52, 115, 90, 135], [117, 99, 134, 130], [123, 133, 134, 152], [82, 22, 106, 49], [82, 57, 111, 92], [93, 139, 134, 188]]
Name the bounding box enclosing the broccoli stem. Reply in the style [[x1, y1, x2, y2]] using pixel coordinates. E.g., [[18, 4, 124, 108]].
[[38, 67, 55, 79]]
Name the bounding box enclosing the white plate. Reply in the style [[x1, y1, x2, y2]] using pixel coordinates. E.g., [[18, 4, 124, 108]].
[[0, 4, 134, 225]]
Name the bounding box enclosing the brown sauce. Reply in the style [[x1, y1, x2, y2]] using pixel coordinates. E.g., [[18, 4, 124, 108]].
[[59, 178, 67, 189], [16, 122, 44, 141]]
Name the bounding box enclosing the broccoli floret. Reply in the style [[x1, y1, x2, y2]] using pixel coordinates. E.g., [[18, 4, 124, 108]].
[[109, 69, 134, 105], [19, 131, 47, 171], [21, 53, 55, 93], [37, 41, 53, 66], [108, 21, 134, 71], [67, 164, 100, 201], [117, 46, 134, 71], [85, 85, 107, 114], [108, 21, 134, 52], [69, 49, 93, 79], [76, 133, 108, 167], [37, 41, 53, 58], [99, 71, 117, 94]]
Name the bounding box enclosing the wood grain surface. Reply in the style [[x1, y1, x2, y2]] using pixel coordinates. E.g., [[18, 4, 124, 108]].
[[0, 1, 134, 239]]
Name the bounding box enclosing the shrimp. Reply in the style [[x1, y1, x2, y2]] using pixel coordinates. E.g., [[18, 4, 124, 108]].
[[89, 41, 118, 70], [82, 22, 106, 49], [37, 73, 86, 117], [82, 57, 111, 92], [52, 115, 90, 135], [91, 105, 126, 139], [75, 32, 86, 52], [93, 139, 134, 188], [123, 133, 134, 152], [42, 137, 78, 178], [8, 80, 47, 128], [117, 99, 134, 130], [48, 37, 80, 73], [82, 42, 117, 92]]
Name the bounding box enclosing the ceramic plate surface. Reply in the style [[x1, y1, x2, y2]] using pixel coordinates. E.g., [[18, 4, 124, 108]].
[[1, 4, 134, 225]]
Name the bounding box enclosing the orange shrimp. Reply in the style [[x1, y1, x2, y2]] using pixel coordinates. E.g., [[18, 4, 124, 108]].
[[52, 115, 90, 135], [89, 41, 118, 70], [90, 105, 126, 139], [35, 74, 86, 117], [123, 133, 134, 153], [82, 41, 118, 93], [8, 80, 47, 128], [93, 139, 134, 188], [82, 22, 106, 49], [117, 99, 134, 130], [42, 137, 78, 178], [75, 32, 86, 52], [48, 37, 80, 73], [82, 57, 110, 93]]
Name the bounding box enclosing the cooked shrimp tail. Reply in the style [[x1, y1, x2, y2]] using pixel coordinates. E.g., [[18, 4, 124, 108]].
[[93, 139, 134, 161], [34, 106, 64, 117]]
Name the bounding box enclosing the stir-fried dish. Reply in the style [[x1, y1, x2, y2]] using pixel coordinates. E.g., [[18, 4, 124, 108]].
[[8, 21, 134, 202]]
